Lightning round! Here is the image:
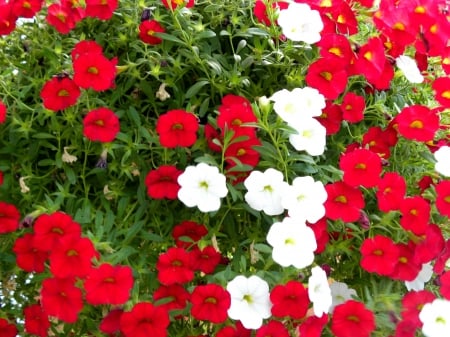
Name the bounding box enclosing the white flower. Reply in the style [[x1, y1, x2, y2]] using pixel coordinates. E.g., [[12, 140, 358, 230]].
[[330, 281, 357, 312], [244, 168, 288, 216], [19, 177, 30, 194], [62, 147, 77, 164], [155, 83, 170, 101], [269, 87, 325, 124], [396, 55, 424, 84], [405, 263, 433, 291], [434, 146, 450, 177], [420, 298, 450, 337], [266, 216, 316, 268], [277, 3, 323, 44], [308, 266, 332, 317], [227, 275, 272, 329], [177, 163, 228, 212], [281, 176, 327, 224], [288, 118, 326, 156]]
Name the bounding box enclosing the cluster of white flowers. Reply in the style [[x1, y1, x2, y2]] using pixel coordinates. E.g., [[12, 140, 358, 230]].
[[434, 145, 450, 177], [269, 87, 326, 156], [420, 298, 450, 337]]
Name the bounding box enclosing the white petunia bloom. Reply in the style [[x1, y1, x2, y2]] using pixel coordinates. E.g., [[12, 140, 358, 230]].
[[177, 163, 228, 213], [281, 176, 327, 224], [266, 216, 317, 268], [244, 168, 288, 216], [329, 281, 357, 312], [308, 266, 332, 317], [419, 298, 450, 337], [396, 55, 424, 84], [227, 275, 272, 329], [277, 3, 324, 44], [434, 146, 450, 177], [405, 263, 433, 291], [269, 87, 325, 125], [288, 118, 327, 156]]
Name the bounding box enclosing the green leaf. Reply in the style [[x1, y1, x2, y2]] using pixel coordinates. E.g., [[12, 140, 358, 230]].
[[155, 32, 184, 45], [195, 30, 216, 40], [185, 80, 210, 99]]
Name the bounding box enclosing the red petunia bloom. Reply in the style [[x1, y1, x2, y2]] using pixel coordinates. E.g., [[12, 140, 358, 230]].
[[316, 101, 342, 135], [32, 211, 81, 251], [376, 172, 406, 212], [324, 181, 365, 222], [24, 304, 50, 337], [12, 0, 43, 18], [40, 277, 83, 323], [85, 0, 118, 20], [360, 235, 400, 276], [83, 107, 120, 142], [40, 76, 81, 111], [440, 271, 450, 300], [204, 123, 223, 152], [100, 309, 124, 337], [394, 320, 417, 337], [153, 284, 190, 312], [318, 33, 354, 68], [362, 126, 397, 159], [0, 318, 17, 337], [435, 239, 450, 274], [190, 284, 231, 323], [414, 224, 445, 265], [139, 20, 165, 45], [0, 2, 17, 36], [339, 148, 382, 188], [71, 40, 104, 62], [46, 2, 78, 34], [0, 201, 20, 234], [73, 52, 117, 91], [49, 235, 98, 278], [145, 165, 182, 200], [306, 57, 348, 100], [390, 242, 421, 281], [401, 290, 436, 328], [84, 263, 134, 305], [253, 0, 289, 26], [354, 37, 387, 85], [13, 233, 48, 273], [308, 217, 329, 253], [270, 280, 309, 319], [396, 105, 440, 142], [217, 95, 257, 137], [172, 220, 208, 248], [191, 246, 221, 274], [399, 196, 430, 235], [120, 302, 170, 337], [435, 180, 450, 217], [340, 92, 365, 123], [0, 100, 6, 123], [156, 109, 199, 148], [156, 247, 194, 285], [297, 314, 328, 337], [225, 137, 261, 169], [162, 0, 194, 10], [331, 300, 375, 337], [256, 320, 289, 337], [217, 323, 252, 337]]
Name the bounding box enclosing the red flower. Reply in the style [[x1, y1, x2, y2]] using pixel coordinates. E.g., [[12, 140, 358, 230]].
[[156, 247, 194, 285], [0, 201, 20, 234], [0, 318, 17, 337], [83, 107, 120, 142], [225, 137, 261, 168], [49, 235, 97, 278], [396, 105, 439, 142], [414, 224, 445, 265], [401, 290, 435, 327], [120, 302, 170, 337], [84, 263, 134, 305], [40, 277, 83, 323], [217, 323, 251, 337], [435, 180, 450, 217], [254, 0, 289, 26], [24, 304, 50, 337], [399, 196, 430, 235], [153, 284, 190, 312], [256, 320, 289, 337], [32, 211, 81, 251], [440, 271, 450, 300], [376, 172, 406, 212], [85, 0, 118, 20], [0, 100, 6, 123], [317, 101, 343, 135], [318, 33, 354, 68], [40, 76, 81, 111], [354, 37, 387, 84], [46, 2, 78, 34], [73, 52, 117, 91], [71, 40, 104, 62], [331, 300, 375, 337], [270, 280, 309, 319], [156, 109, 199, 148], [362, 126, 397, 159], [324, 181, 365, 222], [340, 92, 365, 123], [308, 217, 329, 253], [100, 309, 124, 337], [306, 57, 348, 100], [339, 148, 382, 188], [161, 0, 194, 10], [390, 242, 421, 281], [435, 239, 450, 274], [204, 123, 223, 152], [12, 0, 43, 18], [0, 3, 17, 36], [139, 20, 165, 45], [172, 220, 208, 248], [13, 233, 48, 273], [191, 246, 221, 274], [217, 95, 257, 137], [145, 165, 182, 199], [297, 314, 328, 337], [360, 235, 399, 276], [190, 284, 231, 323]]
